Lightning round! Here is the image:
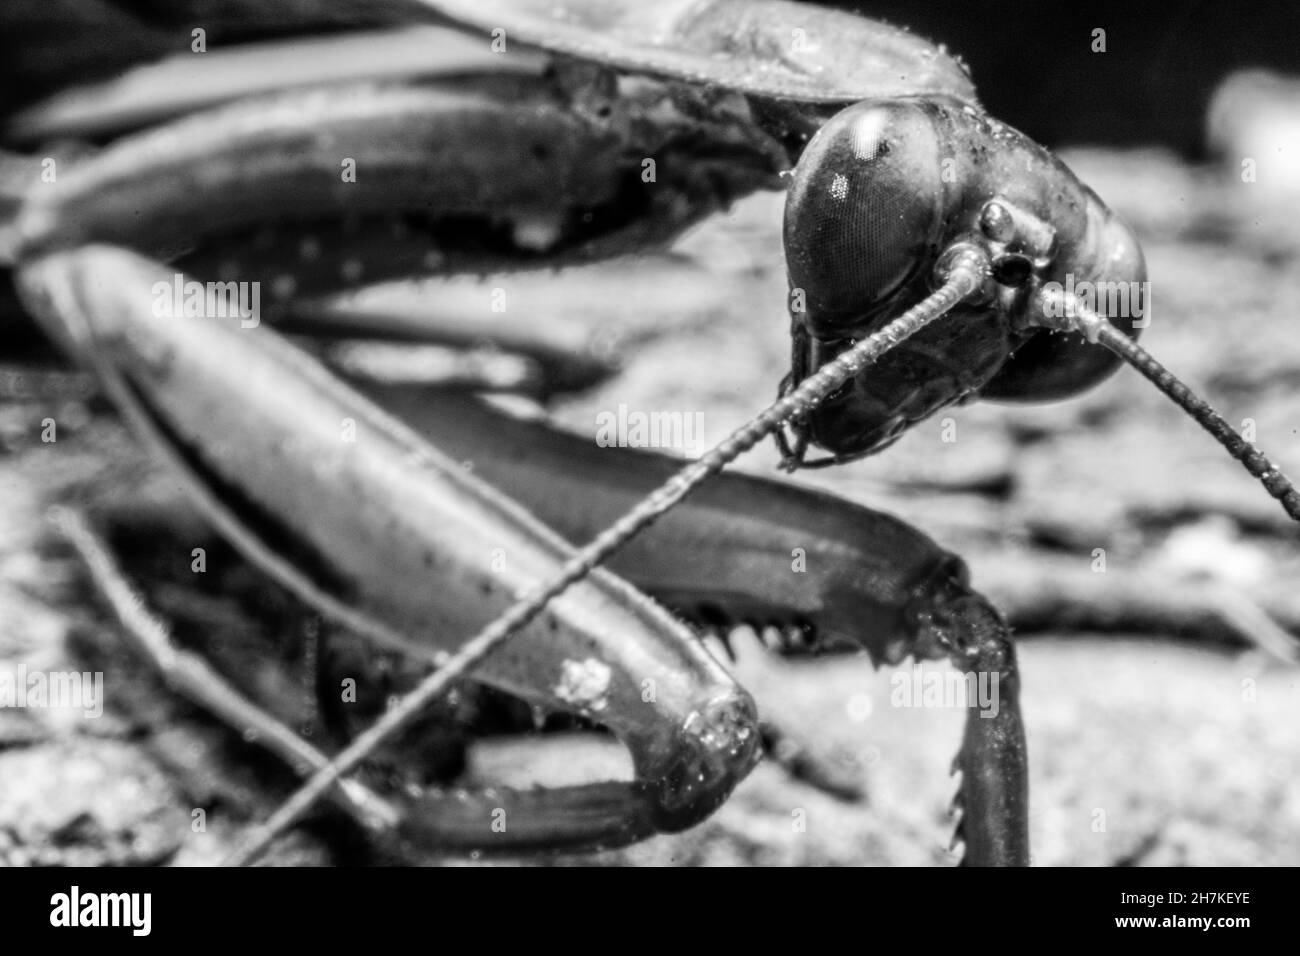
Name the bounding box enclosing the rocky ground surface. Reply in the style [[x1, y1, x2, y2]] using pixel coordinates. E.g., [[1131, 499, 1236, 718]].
[[2, 142, 1299, 867]]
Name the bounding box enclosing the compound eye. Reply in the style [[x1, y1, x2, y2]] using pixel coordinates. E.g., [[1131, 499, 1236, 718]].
[[784, 101, 945, 327]]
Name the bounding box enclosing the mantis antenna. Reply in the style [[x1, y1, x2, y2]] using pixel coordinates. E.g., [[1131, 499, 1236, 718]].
[[1036, 288, 1300, 523], [221, 245, 992, 866]]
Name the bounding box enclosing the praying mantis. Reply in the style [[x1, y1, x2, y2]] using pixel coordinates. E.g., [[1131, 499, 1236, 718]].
[[3, 0, 1296, 866]]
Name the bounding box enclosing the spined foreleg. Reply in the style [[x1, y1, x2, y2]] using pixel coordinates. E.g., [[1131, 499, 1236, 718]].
[[367, 387, 1030, 864], [17, 246, 764, 856]]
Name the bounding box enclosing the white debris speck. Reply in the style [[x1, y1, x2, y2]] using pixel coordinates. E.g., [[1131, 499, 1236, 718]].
[[553, 658, 612, 713], [511, 216, 562, 252]]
